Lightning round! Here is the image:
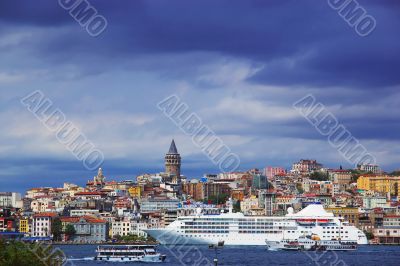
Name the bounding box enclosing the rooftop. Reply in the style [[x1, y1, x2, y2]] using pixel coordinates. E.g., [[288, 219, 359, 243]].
[[167, 139, 178, 154]]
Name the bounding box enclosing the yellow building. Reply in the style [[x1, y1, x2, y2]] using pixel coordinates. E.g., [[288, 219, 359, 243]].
[[19, 219, 29, 234], [326, 207, 359, 226], [128, 186, 142, 198], [357, 175, 400, 195]]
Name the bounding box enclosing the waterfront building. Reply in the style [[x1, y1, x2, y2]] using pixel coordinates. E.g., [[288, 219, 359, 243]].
[[60, 216, 107, 242], [111, 219, 132, 237], [374, 219, 400, 244], [32, 212, 57, 237], [357, 175, 400, 195], [19, 218, 30, 235], [0, 217, 15, 232], [111, 219, 148, 238]]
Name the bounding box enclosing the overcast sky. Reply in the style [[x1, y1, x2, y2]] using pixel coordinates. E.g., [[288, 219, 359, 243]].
[[0, 0, 399, 193]]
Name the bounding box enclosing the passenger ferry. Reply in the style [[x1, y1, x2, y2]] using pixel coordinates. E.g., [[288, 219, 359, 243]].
[[94, 244, 166, 262], [266, 235, 357, 251], [145, 203, 367, 246]]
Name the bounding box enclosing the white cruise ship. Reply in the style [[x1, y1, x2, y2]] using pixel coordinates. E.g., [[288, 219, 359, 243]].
[[145, 203, 367, 246]]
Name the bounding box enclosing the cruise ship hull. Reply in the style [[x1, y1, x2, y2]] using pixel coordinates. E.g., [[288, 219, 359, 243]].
[[145, 229, 271, 245], [146, 229, 367, 246], [146, 204, 368, 246]]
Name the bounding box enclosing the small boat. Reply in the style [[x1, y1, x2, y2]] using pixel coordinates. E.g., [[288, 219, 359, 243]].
[[266, 235, 357, 251], [94, 244, 166, 262], [266, 235, 317, 251]]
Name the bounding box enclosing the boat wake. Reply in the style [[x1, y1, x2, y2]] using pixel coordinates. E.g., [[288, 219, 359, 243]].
[[67, 257, 93, 261]]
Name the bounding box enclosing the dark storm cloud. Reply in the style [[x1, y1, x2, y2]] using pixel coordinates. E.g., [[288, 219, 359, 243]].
[[0, 0, 69, 25], [1, 0, 398, 88], [0, 0, 399, 193]]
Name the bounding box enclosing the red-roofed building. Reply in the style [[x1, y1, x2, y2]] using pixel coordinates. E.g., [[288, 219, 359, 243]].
[[60, 216, 108, 242], [32, 212, 57, 238]]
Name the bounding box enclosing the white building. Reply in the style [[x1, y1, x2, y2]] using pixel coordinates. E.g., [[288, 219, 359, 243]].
[[31, 198, 59, 212], [111, 220, 132, 237], [0, 192, 22, 208], [140, 199, 180, 212], [362, 196, 388, 209], [358, 163, 381, 174], [111, 219, 148, 237], [32, 213, 56, 238]]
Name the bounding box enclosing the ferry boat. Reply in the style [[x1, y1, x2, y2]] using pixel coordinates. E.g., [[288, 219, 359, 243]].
[[266, 235, 316, 251], [144, 203, 367, 246], [94, 244, 166, 262], [266, 235, 357, 251]]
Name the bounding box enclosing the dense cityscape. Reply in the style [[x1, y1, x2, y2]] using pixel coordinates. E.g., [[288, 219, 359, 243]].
[[1, 139, 399, 245]]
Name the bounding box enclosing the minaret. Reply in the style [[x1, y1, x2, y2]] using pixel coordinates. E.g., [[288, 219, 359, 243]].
[[165, 139, 181, 183]]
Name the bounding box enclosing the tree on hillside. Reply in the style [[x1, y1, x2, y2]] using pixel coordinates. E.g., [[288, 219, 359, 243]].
[[52, 218, 62, 241], [204, 193, 229, 205], [64, 224, 76, 241], [309, 171, 329, 181]]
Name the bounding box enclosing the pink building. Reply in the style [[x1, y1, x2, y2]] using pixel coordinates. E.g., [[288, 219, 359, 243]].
[[264, 167, 286, 179]]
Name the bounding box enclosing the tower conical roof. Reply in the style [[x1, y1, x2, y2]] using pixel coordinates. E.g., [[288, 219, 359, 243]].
[[168, 139, 178, 154]]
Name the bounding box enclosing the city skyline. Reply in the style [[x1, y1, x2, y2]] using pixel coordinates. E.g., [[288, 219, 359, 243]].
[[1, 1, 400, 193]]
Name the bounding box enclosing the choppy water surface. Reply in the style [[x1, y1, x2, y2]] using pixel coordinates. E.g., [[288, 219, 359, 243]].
[[59, 244, 400, 266]]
